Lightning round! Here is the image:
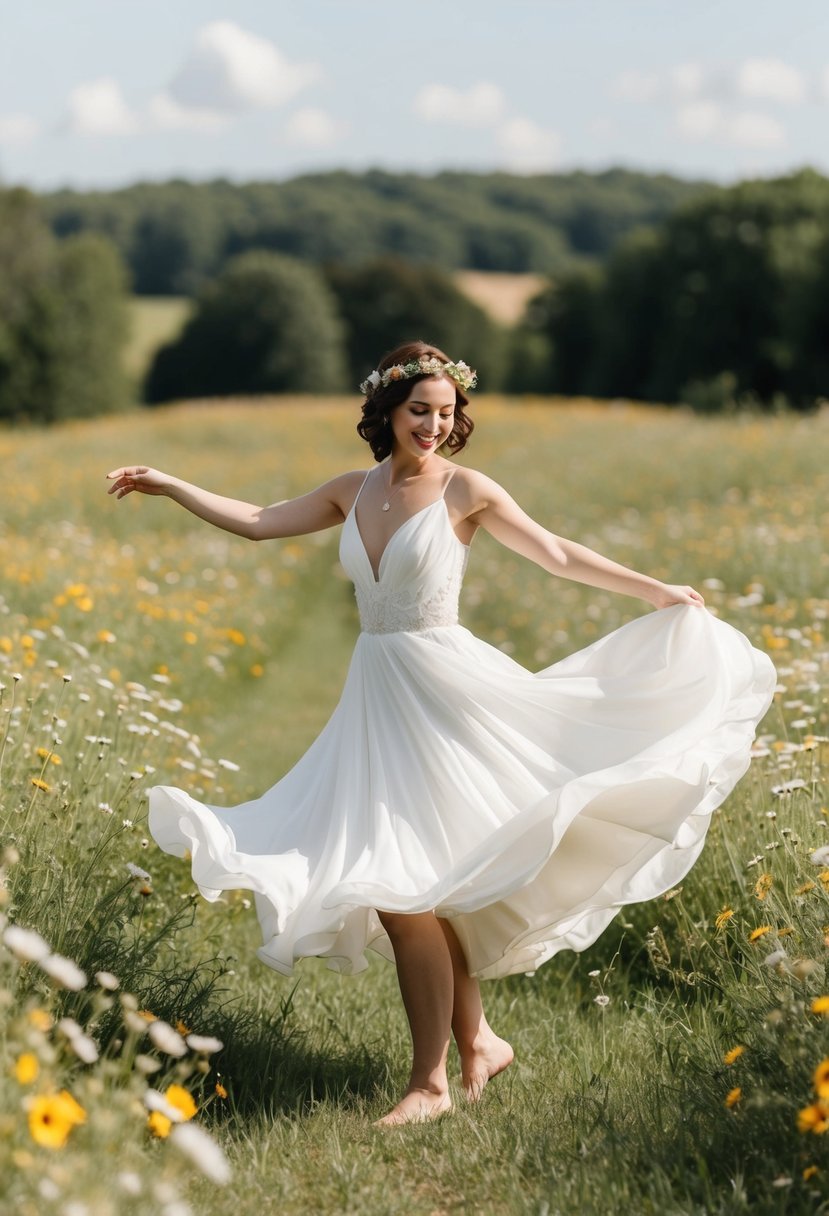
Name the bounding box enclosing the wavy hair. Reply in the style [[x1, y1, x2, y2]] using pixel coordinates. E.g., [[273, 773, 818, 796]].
[[356, 340, 474, 462]]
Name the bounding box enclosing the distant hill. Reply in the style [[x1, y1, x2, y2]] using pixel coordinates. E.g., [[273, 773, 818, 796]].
[[38, 168, 715, 295]]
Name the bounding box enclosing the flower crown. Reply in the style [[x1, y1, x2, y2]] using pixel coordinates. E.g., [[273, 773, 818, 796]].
[[360, 356, 477, 398]]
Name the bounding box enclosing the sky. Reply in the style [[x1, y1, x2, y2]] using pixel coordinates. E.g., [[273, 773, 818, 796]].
[[2, 0, 829, 191]]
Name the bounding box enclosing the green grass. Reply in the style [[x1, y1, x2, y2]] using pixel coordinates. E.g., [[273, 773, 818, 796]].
[[2, 398, 829, 1214], [124, 296, 191, 385]]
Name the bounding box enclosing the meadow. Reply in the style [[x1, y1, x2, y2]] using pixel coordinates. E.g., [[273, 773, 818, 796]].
[[2, 397, 829, 1215]]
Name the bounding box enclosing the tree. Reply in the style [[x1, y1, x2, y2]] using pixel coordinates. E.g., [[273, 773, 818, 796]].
[[145, 251, 347, 402], [323, 258, 506, 392]]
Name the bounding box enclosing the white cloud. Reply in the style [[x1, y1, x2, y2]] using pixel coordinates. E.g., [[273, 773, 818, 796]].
[[284, 107, 345, 147], [728, 109, 786, 147], [736, 58, 805, 104], [65, 77, 138, 135], [496, 117, 561, 172], [671, 62, 705, 99], [676, 100, 722, 140], [169, 20, 320, 114], [147, 92, 227, 132], [676, 103, 785, 148], [612, 70, 661, 103], [0, 113, 39, 144], [413, 82, 506, 126]]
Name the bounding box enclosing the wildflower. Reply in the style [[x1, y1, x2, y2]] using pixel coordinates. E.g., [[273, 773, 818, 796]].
[[804, 1165, 820, 1180], [593, 994, 610, 1007], [94, 970, 119, 990], [754, 873, 773, 900], [810, 846, 829, 865], [38, 954, 87, 991], [749, 926, 772, 942], [14, 1053, 39, 1084], [176, 1019, 192, 1036], [147, 1110, 172, 1139], [30, 778, 51, 792], [796, 881, 816, 895], [186, 1034, 224, 1055], [724, 1046, 745, 1065], [715, 907, 735, 930], [165, 1084, 197, 1121], [810, 996, 829, 1015], [724, 1087, 742, 1109], [147, 1019, 188, 1057], [57, 1018, 99, 1064], [3, 925, 51, 963], [126, 862, 151, 882], [218, 758, 240, 771], [762, 949, 789, 969], [28, 1009, 52, 1032], [170, 1122, 232, 1185], [116, 1172, 142, 1196], [27, 1090, 86, 1148], [798, 1102, 829, 1134], [814, 1059, 829, 1099], [215, 1082, 228, 1099]]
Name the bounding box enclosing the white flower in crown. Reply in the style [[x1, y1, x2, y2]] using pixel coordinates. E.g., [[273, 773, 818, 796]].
[[358, 356, 477, 397]]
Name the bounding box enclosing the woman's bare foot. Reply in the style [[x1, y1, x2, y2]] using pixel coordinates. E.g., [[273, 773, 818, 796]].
[[460, 1033, 514, 1102], [374, 1086, 453, 1127]]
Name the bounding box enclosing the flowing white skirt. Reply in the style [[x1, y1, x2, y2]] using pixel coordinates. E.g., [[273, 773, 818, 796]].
[[148, 604, 776, 979]]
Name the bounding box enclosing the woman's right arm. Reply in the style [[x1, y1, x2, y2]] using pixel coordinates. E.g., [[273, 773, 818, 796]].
[[105, 466, 363, 541]]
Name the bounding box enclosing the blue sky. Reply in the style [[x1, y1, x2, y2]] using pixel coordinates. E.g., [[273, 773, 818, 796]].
[[2, 0, 828, 190]]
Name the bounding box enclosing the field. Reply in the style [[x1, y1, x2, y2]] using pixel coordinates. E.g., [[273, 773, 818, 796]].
[[2, 397, 829, 1215]]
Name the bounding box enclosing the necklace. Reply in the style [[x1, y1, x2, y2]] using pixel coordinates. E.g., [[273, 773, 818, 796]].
[[381, 464, 406, 511]]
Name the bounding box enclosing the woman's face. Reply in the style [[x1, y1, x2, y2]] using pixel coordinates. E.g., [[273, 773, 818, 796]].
[[390, 376, 456, 458]]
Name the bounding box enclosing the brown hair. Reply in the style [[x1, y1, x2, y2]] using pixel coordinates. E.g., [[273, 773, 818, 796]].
[[356, 340, 474, 462]]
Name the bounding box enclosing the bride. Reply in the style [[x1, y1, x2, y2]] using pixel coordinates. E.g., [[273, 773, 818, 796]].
[[106, 340, 775, 1125]]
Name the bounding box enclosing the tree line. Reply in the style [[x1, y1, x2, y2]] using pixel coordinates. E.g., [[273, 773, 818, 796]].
[[39, 169, 708, 293], [2, 168, 828, 422]]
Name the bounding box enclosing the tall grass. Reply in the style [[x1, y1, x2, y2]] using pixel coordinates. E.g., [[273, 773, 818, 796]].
[[2, 399, 829, 1214]]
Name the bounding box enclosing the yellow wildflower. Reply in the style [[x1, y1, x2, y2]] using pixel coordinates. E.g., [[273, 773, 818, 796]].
[[811, 996, 829, 1015], [225, 628, 246, 646], [814, 1059, 829, 1100], [215, 1082, 228, 1099], [803, 1165, 820, 1180], [175, 1019, 192, 1037], [723, 1046, 745, 1065], [14, 1054, 39, 1084], [0, 637, 12, 653], [754, 873, 773, 900], [165, 1084, 197, 1121], [250, 664, 264, 678], [183, 631, 198, 645], [137, 1009, 157, 1022], [28, 1090, 86, 1148], [147, 1110, 171, 1139], [796, 881, 816, 896], [798, 1102, 829, 1134], [715, 907, 735, 930], [28, 1009, 52, 1032], [30, 778, 51, 793], [724, 1087, 742, 1109], [749, 926, 772, 942]]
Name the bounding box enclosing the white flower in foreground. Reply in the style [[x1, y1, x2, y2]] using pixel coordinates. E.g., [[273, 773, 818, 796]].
[[810, 846, 829, 865], [3, 924, 51, 962], [593, 994, 610, 1007], [144, 1088, 187, 1123], [38, 953, 87, 990], [147, 1019, 188, 1057], [95, 970, 120, 990], [135, 1053, 162, 1074], [185, 1034, 224, 1055], [57, 1019, 99, 1063], [116, 1172, 142, 1197], [126, 861, 151, 882], [762, 949, 789, 969], [170, 1122, 232, 1185], [771, 778, 807, 796], [217, 758, 240, 771]]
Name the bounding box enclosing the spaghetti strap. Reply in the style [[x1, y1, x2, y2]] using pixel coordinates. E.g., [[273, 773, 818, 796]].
[[349, 469, 372, 516]]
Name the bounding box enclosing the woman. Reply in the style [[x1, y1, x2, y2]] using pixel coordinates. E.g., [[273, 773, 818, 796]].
[[106, 340, 776, 1126]]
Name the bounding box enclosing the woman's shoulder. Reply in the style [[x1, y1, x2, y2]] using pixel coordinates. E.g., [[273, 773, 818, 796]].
[[447, 464, 509, 515]]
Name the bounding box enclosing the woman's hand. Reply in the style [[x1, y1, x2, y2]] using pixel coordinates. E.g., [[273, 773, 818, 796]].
[[648, 582, 705, 609], [106, 466, 175, 499]]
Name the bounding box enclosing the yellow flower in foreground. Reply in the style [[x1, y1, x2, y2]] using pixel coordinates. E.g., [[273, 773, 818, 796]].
[[724, 1046, 745, 1066], [754, 873, 773, 900], [725, 1087, 742, 1109], [14, 1053, 39, 1084], [798, 1102, 829, 1134], [715, 907, 735, 930], [804, 1165, 820, 1180], [147, 1110, 172, 1139], [28, 1009, 52, 1032], [175, 1019, 192, 1037], [814, 1059, 829, 1100], [811, 996, 829, 1015], [749, 926, 772, 942], [30, 778, 51, 793], [28, 1090, 86, 1148], [165, 1084, 197, 1122]]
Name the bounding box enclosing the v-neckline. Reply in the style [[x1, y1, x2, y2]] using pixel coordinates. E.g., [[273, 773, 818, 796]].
[[353, 497, 444, 584]]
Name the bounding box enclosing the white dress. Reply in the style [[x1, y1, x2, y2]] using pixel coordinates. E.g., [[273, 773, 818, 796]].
[[148, 474, 776, 980]]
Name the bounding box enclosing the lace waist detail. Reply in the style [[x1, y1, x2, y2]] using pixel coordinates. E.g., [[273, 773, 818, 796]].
[[356, 578, 461, 634]]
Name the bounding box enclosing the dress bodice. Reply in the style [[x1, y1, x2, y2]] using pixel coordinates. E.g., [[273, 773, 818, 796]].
[[339, 494, 469, 635]]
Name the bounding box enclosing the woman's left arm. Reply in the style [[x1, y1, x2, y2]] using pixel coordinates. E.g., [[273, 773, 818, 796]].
[[461, 472, 704, 610]]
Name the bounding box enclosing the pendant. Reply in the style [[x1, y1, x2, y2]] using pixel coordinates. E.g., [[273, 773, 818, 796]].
[[382, 502, 390, 511]]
